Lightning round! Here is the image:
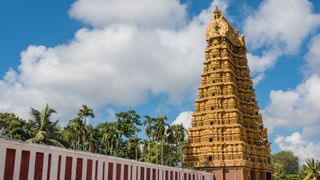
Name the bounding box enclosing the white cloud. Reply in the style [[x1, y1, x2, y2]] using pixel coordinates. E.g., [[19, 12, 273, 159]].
[[247, 51, 279, 83], [245, 0, 320, 82], [262, 32, 320, 136], [302, 126, 320, 138], [211, 0, 229, 13], [263, 74, 320, 134], [0, 25, 205, 121], [263, 31, 320, 157], [171, 111, 193, 129], [306, 35, 320, 75], [245, 0, 320, 52], [69, 0, 187, 28], [275, 132, 320, 161], [0, 1, 228, 122]]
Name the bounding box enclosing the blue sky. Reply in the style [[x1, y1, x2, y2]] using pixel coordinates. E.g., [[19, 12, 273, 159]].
[[0, 0, 320, 161]]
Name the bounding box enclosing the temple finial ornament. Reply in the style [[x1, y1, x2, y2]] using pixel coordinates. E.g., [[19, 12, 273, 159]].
[[213, 5, 222, 19]]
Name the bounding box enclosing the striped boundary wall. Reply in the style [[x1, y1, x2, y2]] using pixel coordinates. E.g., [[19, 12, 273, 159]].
[[0, 139, 214, 180]]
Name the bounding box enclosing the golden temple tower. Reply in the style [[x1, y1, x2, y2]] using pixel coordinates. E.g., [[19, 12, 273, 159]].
[[183, 7, 273, 180]]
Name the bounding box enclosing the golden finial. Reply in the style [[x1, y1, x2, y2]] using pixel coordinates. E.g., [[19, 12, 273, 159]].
[[213, 5, 220, 13], [213, 5, 222, 19], [213, 0, 220, 11]]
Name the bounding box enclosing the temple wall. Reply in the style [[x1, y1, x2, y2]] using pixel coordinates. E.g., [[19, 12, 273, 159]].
[[209, 168, 271, 180], [0, 139, 214, 180]]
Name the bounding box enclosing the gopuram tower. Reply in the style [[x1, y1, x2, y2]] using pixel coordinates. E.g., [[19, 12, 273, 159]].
[[183, 7, 273, 180]]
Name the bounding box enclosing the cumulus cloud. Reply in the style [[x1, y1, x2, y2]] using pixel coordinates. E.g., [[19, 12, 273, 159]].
[[244, 0, 320, 82], [0, 0, 229, 122], [0, 24, 206, 121], [262, 31, 320, 155], [69, 0, 187, 28], [275, 132, 320, 161], [306, 35, 320, 75], [263, 74, 320, 133], [245, 0, 320, 52], [247, 51, 279, 83], [171, 111, 193, 129], [263, 32, 320, 135]]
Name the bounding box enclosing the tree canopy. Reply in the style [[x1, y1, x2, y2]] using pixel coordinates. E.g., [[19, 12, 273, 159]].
[[0, 105, 188, 167], [272, 150, 300, 174]]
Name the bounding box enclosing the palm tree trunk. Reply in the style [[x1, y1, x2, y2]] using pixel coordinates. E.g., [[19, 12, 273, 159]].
[[135, 146, 138, 161], [161, 136, 164, 165], [148, 139, 150, 162], [180, 142, 183, 166], [111, 143, 113, 156], [169, 141, 172, 166], [156, 139, 158, 164], [77, 138, 80, 150], [83, 117, 87, 151]]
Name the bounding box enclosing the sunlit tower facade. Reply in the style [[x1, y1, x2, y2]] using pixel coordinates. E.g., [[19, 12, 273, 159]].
[[183, 7, 273, 180]]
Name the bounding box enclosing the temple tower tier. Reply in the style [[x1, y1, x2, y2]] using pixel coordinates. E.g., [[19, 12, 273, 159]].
[[183, 7, 273, 180]]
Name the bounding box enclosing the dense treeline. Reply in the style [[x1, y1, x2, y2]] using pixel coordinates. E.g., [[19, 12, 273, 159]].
[[272, 151, 320, 180], [0, 104, 187, 167]]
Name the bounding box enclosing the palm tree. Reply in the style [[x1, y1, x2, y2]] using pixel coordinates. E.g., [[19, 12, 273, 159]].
[[77, 105, 95, 150], [167, 124, 187, 166], [27, 105, 64, 147], [166, 125, 175, 166], [77, 105, 95, 126], [144, 115, 155, 163], [302, 158, 320, 180], [101, 123, 117, 156], [86, 125, 99, 153], [273, 163, 284, 180], [153, 131, 160, 164], [62, 118, 85, 150], [154, 115, 168, 165], [6, 118, 29, 140], [113, 121, 125, 154], [175, 124, 187, 166], [0, 113, 32, 140], [142, 139, 149, 162], [127, 136, 141, 160]]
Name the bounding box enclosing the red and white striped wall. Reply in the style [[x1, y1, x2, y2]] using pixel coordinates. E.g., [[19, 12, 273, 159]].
[[0, 139, 214, 180]]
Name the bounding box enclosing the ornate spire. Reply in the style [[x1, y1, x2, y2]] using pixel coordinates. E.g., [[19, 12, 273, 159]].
[[183, 5, 272, 180]]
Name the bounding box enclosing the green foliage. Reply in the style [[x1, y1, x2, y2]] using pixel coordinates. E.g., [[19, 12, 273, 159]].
[[273, 163, 285, 180], [115, 110, 141, 138], [99, 122, 117, 155], [0, 105, 191, 167], [77, 105, 95, 151], [300, 158, 320, 180], [271, 151, 320, 180], [284, 174, 300, 180], [77, 105, 95, 124], [27, 105, 64, 147], [272, 150, 300, 174], [126, 136, 142, 160], [143, 115, 156, 163], [61, 118, 85, 150], [0, 112, 33, 140], [166, 124, 187, 167], [272, 166, 300, 180]]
